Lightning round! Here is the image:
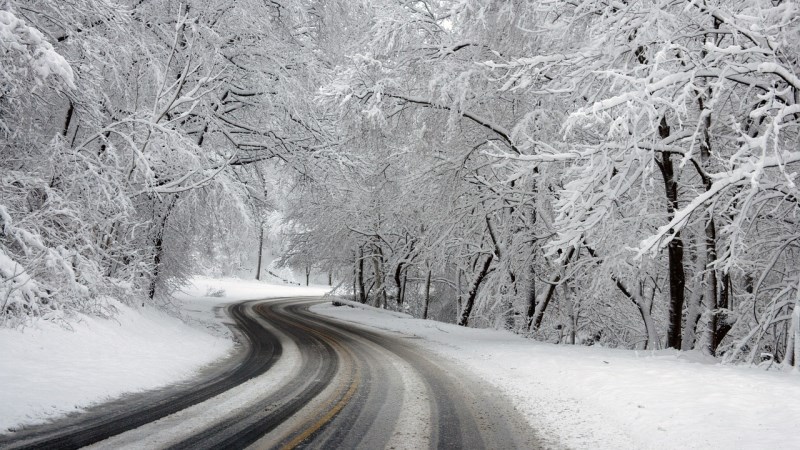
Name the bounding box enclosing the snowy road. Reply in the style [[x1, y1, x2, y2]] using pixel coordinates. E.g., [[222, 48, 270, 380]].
[[1, 298, 540, 449]]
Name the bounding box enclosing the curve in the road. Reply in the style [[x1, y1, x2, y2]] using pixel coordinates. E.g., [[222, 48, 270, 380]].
[[166, 302, 345, 450], [0, 302, 283, 450], [254, 300, 539, 450], [1, 297, 542, 450]]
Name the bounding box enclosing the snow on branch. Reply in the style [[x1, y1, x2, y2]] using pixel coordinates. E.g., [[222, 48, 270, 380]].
[[0, 10, 75, 89], [637, 151, 800, 258]]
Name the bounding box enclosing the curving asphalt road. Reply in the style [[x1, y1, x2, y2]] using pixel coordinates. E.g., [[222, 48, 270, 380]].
[[0, 298, 542, 449]]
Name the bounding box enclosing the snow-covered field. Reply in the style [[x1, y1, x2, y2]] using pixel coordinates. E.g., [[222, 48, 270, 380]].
[[0, 278, 328, 434], [313, 300, 800, 450]]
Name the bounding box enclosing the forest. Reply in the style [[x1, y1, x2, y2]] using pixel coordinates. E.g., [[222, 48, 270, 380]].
[[2, 0, 799, 368]]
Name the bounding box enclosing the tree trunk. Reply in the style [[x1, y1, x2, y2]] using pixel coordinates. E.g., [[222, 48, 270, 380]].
[[665, 231, 686, 349], [563, 280, 576, 344], [585, 244, 660, 348], [636, 295, 660, 350], [695, 81, 732, 355], [394, 262, 405, 306], [423, 269, 432, 320], [709, 271, 733, 354], [704, 215, 721, 352], [610, 276, 660, 350], [525, 263, 537, 331], [305, 265, 310, 286], [371, 244, 386, 308], [147, 195, 178, 301], [530, 273, 561, 332], [788, 297, 799, 367], [401, 272, 408, 309], [255, 225, 264, 280], [530, 247, 576, 331], [456, 268, 463, 314], [657, 117, 686, 349], [691, 146, 733, 355], [352, 258, 358, 302], [147, 231, 165, 302], [681, 252, 705, 350], [458, 253, 494, 327], [62, 99, 74, 137], [357, 246, 366, 303]]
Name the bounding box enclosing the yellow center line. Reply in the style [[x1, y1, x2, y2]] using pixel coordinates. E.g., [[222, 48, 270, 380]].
[[280, 365, 361, 450], [254, 302, 362, 450]]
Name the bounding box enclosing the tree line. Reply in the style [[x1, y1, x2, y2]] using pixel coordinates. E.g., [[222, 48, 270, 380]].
[[280, 0, 800, 368]]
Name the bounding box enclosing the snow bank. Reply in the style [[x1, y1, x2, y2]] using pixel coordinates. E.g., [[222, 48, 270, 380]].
[[0, 278, 329, 434], [0, 298, 231, 433], [312, 300, 800, 450]]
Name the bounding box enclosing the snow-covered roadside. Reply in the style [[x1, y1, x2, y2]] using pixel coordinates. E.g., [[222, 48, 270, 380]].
[[0, 298, 233, 433], [312, 300, 800, 450], [0, 277, 329, 434]]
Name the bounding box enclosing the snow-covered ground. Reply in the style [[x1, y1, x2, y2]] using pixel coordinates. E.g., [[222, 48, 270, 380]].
[[0, 278, 329, 434], [313, 300, 800, 450], [5, 278, 797, 449]]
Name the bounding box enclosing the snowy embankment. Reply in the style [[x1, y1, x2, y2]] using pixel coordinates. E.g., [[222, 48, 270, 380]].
[[312, 300, 800, 450], [0, 277, 328, 434]]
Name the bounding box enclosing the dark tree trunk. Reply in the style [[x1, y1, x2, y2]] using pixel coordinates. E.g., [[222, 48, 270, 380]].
[[525, 267, 537, 329], [705, 216, 721, 353], [657, 117, 686, 349], [148, 231, 165, 301], [530, 247, 575, 331], [530, 273, 561, 331], [710, 271, 733, 354], [665, 230, 686, 349], [357, 246, 366, 303], [524, 184, 539, 330], [458, 253, 494, 327], [62, 99, 74, 137], [401, 269, 406, 306], [394, 262, 405, 306], [423, 269, 432, 319], [255, 225, 264, 280]]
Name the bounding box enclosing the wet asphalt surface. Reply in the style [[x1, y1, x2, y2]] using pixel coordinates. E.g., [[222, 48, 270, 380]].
[[0, 298, 542, 449]]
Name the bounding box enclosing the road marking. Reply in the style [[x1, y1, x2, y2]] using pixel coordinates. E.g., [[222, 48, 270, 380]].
[[279, 366, 360, 450], [260, 304, 363, 450]]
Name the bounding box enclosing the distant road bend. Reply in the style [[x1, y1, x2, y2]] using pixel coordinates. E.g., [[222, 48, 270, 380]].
[[1, 297, 541, 449]]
